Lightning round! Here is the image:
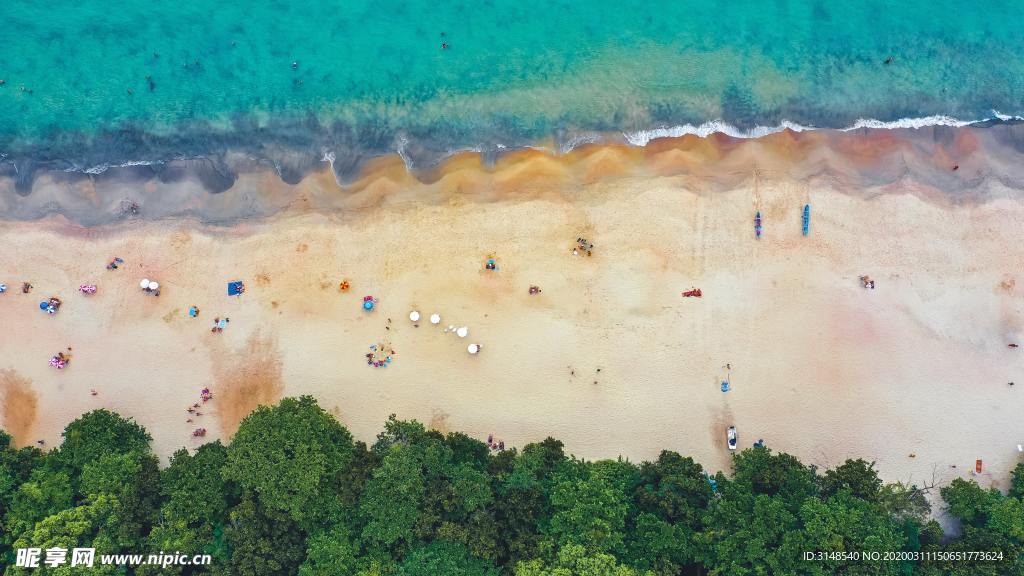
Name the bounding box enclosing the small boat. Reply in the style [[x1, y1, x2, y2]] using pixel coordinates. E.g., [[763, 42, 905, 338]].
[[755, 211, 762, 239], [801, 204, 810, 236], [727, 426, 737, 451]]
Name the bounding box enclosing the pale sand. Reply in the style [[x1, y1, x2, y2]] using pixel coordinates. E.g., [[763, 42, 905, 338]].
[[1, 168, 1022, 495]]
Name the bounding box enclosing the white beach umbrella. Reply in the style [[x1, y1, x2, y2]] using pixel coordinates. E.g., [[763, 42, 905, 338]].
[[456, 326, 468, 338], [467, 344, 480, 354], [148, 281, 160, 291], [409, 311, 421, 322], [139, 279, 151, 289], [430, 313, 441, 325]]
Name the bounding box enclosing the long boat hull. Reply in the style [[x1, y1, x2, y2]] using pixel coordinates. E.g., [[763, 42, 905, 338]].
[[802, 204, 810, 236]]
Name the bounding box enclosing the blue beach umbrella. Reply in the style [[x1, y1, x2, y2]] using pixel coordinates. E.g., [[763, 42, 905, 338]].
[[39, 301, 49, 311], [363, 300, 374, 311]]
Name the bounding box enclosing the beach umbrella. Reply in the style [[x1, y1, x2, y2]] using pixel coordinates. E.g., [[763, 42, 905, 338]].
[[149, 281, 160, 291], [363, 300, 375, 311], [467, 344, 480, 354], [140, 279, 151, 289], [456, 326, 468, 338], [409, 311, 421, 322], [430, 313, 441, 324], [39, 301, 49, 311]]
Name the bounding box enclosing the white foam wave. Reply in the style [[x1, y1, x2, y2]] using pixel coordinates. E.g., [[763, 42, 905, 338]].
[[620, 113, 1021, 148], [558, 132, 603, 154], [840, 115, 978, 131], [74, 159, 164, 175], [623, 120, 814, 146], [992, 110, 1024, 122], [395, 134, 412, 171], [320, 149, 335, 167]]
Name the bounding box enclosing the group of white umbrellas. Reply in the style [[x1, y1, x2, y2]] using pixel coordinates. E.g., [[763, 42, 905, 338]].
[[139, 278, 159, 291], [409, 310, 480, 354]]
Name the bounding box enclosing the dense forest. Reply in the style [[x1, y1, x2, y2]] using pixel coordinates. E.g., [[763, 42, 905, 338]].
[[1, 396, 1022, 575]]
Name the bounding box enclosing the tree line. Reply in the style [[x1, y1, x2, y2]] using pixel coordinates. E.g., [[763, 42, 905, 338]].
[[1, 395, 1022, 575]]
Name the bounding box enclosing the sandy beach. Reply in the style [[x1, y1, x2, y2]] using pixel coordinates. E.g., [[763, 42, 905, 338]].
[[1, 139, 1023, 497]]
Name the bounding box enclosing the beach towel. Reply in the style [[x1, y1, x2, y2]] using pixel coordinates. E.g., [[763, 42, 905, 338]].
[[227, 281, 245, 296]]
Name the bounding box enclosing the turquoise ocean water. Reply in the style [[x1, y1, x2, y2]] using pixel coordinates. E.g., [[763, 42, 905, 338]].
[[1, 1, 1023, 174]]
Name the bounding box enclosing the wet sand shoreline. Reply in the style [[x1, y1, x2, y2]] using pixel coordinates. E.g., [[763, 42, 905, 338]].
[[5, 123, 1024, 226]]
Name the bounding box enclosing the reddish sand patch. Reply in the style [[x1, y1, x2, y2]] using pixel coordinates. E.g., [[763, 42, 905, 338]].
[[0, 369, 38, 447], [213, 332, 283, 436], [428, 409, 450, 434]]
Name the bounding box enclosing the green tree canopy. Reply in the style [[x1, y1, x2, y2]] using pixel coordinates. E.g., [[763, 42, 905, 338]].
[[79, 450, 161, 546], [730, 447, 818, 506], [514, 543, 651, 576], [697, 493, 804, 576], [56, 410, 151, 477], [161, 441, 237, 528], [397, 540, 498, 576], [3, 468, 74, 546], [1009, 461, 1024, 499], [8, 494, 126, 576], [820, 459, 883, 501], [223, 396, 354, 529], [298, 525, 359, 576], [3, 399, 1020, 576], [633, 451, 711, 527], [941, 478, 998, 526], [358, 443, 425, 552], [548, 461, 629, 555], [224, 492, 307, 576]]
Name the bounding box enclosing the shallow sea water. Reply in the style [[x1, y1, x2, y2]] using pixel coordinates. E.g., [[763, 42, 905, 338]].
[[1, 1, 1022, 164]]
